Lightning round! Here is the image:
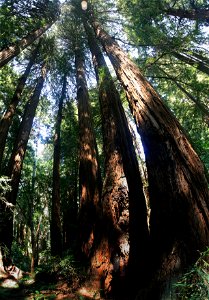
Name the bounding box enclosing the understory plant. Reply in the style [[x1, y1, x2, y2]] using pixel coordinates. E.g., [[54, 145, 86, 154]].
[[175, 248, 209, 299]]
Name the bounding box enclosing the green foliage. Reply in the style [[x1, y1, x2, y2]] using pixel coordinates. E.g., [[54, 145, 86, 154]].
[[36, 254, 85, 286], [0, 65, 18, 114], [157, 80, 209, 171], [0, 0, 60, 49], [0, 3, 208, 298], [175, 248, 209, 299], [11, 240, 31, 270], [0, 176, 12, 207]]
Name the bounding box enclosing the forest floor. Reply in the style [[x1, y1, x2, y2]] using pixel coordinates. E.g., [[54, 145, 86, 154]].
[[0, 265, 104, 300]]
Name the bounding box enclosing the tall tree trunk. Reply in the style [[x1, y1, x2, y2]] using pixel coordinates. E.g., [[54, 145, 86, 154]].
[[183, 50, 209, 65], [173, 51, 209, 76], [83, 19, 149, 298], [30, 139, 38, 274], [62, 170, 78, 252], [50, 75, 67, 257], [90, 17, 209, 298], [0, 41, 41, 168], [0, 63, 47, 254], [75, 47, 102, 262], [0, 22, 53, 68], [165, 7, 209, 22]]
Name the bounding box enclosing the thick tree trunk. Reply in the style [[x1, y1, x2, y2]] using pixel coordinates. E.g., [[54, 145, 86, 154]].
[[75, 48, 102, 261], [84, 20, 149, 298], [0, 23, 53, 68], [90, 18, 209, 298], [0, 63, 47, 253], [173, 51, 209, 76], [0, 42, 41, 168], [50, 75, 67, 257], [166, 7, 209, 22]]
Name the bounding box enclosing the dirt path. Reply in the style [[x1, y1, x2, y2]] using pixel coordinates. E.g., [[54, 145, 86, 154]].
[[0, 266, 104, 299]]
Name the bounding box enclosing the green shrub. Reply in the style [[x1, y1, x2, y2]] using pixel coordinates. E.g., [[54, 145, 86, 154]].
[[175, 249, 209, 299]]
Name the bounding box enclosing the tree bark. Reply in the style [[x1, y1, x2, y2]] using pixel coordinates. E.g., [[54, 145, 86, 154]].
[[0, 63, 47, 253], [90, 17, 209, 298], [84, 19, 149, 297], [50, 75, 67, 257], [75, 47, 102, 262], [0, 41, 41, 168], [0, 23, 53, 68]]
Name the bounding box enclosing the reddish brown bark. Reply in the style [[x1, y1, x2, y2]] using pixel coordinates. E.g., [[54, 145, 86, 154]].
[[0, 23, 53, 68], [75, 47, 102, 261], [90, 18, 209, 298], [84, 19, 149, 297], [0, 42, 41, 167], [51, 75, 67, 257]]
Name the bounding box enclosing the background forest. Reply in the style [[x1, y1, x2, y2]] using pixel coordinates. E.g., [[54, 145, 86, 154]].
[[0, 0, 209, 299]]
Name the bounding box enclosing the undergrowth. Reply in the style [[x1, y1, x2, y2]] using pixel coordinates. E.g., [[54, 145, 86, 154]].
[[174, 248, 209, 299], [35, 253, 86, 288]]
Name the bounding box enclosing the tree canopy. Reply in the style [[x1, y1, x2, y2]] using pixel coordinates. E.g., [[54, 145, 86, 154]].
[[0, 1, 209, 299]]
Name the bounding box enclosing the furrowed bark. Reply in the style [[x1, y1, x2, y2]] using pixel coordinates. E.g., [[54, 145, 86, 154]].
[[84, 18, 150, 298], [0, 23, 53, 68], [75, 47, 102, 262], [90, 16, 209, 299]]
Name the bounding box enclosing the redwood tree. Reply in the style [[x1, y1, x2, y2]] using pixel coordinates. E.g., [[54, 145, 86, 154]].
[[89, 13, 209, 298], [75, 46, 102, 261], [0, 62, 47, 254], [83, 17, 149, 297], [0, 41, 41, 168], [50, 74, 67, 257], [0, 24, 53, 68]]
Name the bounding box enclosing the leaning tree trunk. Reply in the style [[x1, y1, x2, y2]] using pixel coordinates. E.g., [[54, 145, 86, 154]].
[[187, 50, 209, 65], [0, 22, 53, 68], [0, 41, 41, 168], [172, 51, 209, 76], [0, 63, 47, 254], [83, 19, 150, 298], [165, 7, 209, 23], [50, 74, 67, 257], [75, 47, 102, 262], [89, 16, 209, 299]]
